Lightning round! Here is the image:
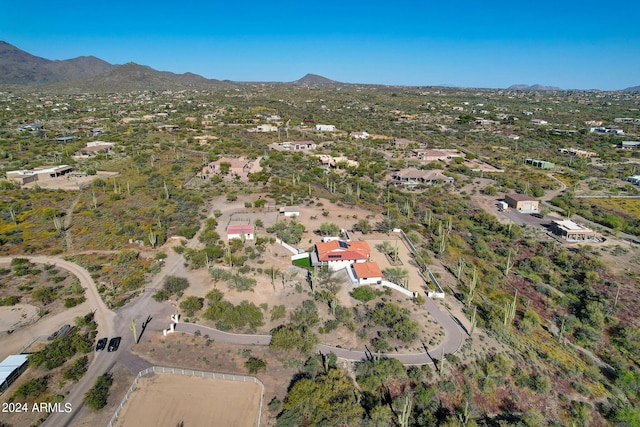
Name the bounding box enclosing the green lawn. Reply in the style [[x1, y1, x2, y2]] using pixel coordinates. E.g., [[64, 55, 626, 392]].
[[292, 255, 311, 269]]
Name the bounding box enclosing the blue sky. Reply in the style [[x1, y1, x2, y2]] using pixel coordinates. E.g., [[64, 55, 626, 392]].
[[3, 0, 639, 90]]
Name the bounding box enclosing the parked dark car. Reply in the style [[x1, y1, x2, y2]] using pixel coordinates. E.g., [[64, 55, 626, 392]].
[[96, 337, 108, 352], [107, 337, 121, 352]]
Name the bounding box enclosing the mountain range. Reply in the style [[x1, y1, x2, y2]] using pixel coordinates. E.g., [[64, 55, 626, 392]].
[[0, 41, 638, 92]]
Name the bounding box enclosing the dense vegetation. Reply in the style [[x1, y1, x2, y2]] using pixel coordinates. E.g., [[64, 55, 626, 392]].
[[1, 85, 639, 426]]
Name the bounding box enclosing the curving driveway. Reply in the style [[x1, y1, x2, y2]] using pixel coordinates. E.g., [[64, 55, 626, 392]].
[[175, 293, 464, 365], [2, 236, 464, 426]]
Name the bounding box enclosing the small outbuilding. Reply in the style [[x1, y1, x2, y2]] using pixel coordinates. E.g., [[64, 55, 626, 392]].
[[504, 194, 539, 213], [352, 262, 383, 285], [226, 225, 255, 241]]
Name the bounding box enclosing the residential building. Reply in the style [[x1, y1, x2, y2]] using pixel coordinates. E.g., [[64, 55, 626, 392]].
[[626, 175, 640, 185], [390, 168, 454, 188], [315, 124, 336, 132], [558, 148, 596, 158], [504, 194, 539, 213], [311, 240, 371, 271], [590, 126, 624, 135], [317, 155, 359, 168], [274, 141, 317, 151], [614, 118, 640, 124], [156, 124, 179, 132], [255, 124, 278, 132], [6, 165, 74, 186], [551, 220, 597, 241], [411, 149, 462, 162], [77, 141, 115, 156], [226, 225, 255, 241], [352, 262, 383, 285], [619, 141, 640, 150], [197, 157, 258, 180], [351, 131, 369, 139], [391, 138, 418, 147]]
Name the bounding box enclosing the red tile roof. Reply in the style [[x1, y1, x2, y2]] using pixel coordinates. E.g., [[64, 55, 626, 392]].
[[315, 240, 370, 262], [353, 262, 383, 279], [226, 225, 255, 235]]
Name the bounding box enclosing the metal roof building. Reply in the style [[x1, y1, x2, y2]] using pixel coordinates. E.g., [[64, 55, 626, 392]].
[[0, 354, 29, 393]]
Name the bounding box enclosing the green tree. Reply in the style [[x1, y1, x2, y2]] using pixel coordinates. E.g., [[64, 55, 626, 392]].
[[353, 219, 373, 234], [319, 222, 340, 236]]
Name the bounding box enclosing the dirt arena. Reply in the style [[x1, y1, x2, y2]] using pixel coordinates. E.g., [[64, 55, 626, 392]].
[[114, 372, 261, 427]]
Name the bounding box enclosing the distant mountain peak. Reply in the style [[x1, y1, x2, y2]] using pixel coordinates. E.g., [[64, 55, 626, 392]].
[[508, 83, 563, 91], [293, 73, 339, 86]]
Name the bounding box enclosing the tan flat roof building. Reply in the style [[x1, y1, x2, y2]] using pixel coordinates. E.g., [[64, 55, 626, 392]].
[[504, 193, 539, 213]]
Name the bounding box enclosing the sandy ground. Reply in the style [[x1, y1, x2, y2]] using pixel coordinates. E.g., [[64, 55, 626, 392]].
[[21, 171, 119, 191], [114, 372, 261, 427], [0, 303, 39, 332]]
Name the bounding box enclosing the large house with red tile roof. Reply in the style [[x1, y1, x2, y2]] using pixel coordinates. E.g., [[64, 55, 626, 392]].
[[311, 240, 371, 271]]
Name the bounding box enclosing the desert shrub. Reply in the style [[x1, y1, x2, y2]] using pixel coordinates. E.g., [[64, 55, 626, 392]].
[[63, 356, 89, 381], [0, 295, 20, 306], [245, 357, 267, 374], [13, 377, 47, 400], [64, 296, 86, 308], [84, 373, 113, 411], [350, 285, 380, 302]]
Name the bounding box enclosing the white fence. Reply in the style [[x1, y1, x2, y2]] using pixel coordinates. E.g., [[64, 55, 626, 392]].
[[275, 237, 298, 255], [290, 252, 309, 261], [108, 366, 265, 427], [397, 229, 445, 299]]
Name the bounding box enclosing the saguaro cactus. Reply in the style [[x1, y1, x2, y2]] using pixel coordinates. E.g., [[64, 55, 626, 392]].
[[130, 318, 138, 343]]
